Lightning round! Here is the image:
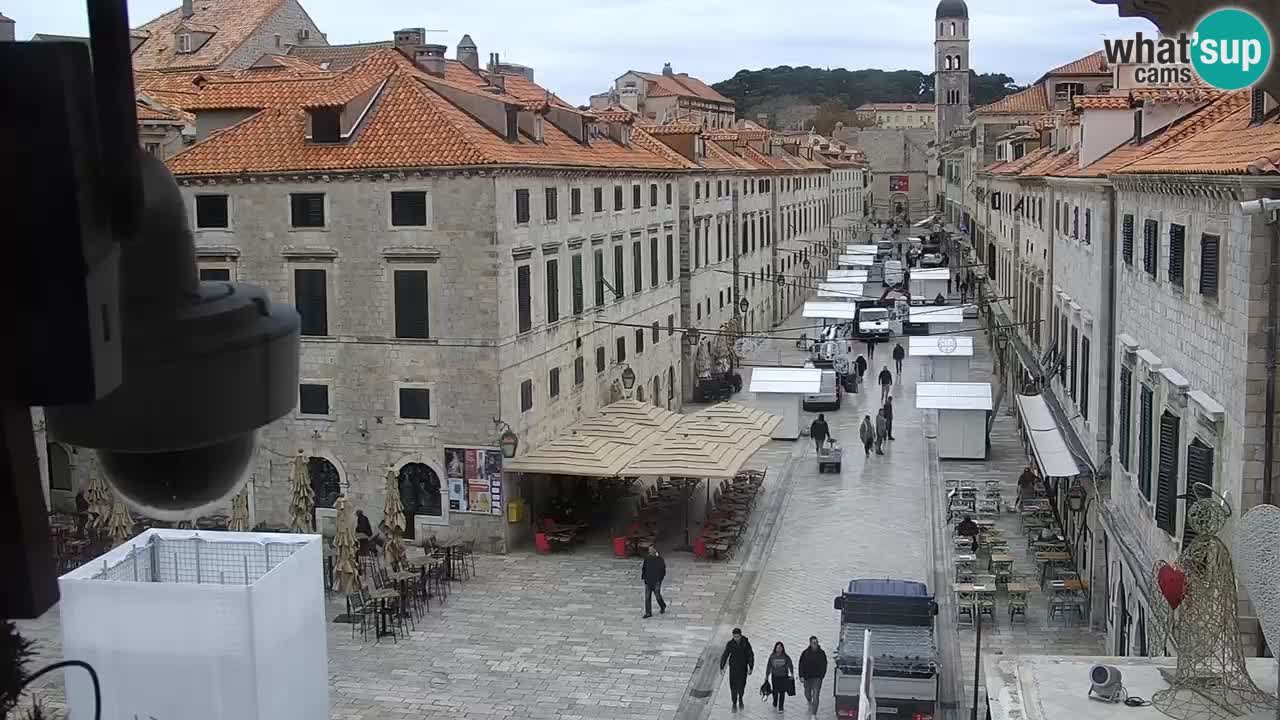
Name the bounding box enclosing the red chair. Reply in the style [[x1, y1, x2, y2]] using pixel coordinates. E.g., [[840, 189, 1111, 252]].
[[692, 537, 708, 558], [534, 532, 552, 554], [612, 536, 629, 558]]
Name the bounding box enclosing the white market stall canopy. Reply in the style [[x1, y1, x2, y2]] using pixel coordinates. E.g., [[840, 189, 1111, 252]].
[[915, 382, 993, 411], [750, 367, 824, 394], [503, 400, 778, 477], [828, 269, 870, 282], [1016, 393, 1082, 477], [818, 282, 869, 299], [909, 306, 966, 324], [838, 254, 876, 266], [845, 245, 878, 255], [909, 336, 975, 357], [910, 268, 950, 281], [804, 301, 859, 320]]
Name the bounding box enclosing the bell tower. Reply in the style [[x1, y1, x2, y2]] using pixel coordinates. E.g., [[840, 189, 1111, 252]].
[[934, 0, 971, 144]]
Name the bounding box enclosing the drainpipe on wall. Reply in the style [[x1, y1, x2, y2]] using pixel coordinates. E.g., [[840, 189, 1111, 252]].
[[1103, 185, 1118, 456]]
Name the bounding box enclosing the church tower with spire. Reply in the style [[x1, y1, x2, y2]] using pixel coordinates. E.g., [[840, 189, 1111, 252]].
[[934, 0, 971, 143]]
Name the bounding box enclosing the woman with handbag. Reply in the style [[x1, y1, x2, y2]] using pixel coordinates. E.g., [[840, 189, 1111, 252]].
[[766, 641, 795, 711]]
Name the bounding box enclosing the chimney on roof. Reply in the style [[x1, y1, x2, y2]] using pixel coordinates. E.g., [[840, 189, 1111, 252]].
[[394, 28, 424, 57], [457, 34, 479, 71], [490, 74, 505, 93], [487, 52, 500, 75], [662, 62, 673, 77], [181, 0, 194, 18], [414, 44, 447, 77]]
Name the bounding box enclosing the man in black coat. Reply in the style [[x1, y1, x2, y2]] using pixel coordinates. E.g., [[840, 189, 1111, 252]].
[[810, 414, 830, 454], [883, 396, 896, 441], [798, 636, 829, 716], [720, 628, 755, 710], [892, 342, 905, 377], [878, 365, 894, 404], [641, 545, 667, 618]]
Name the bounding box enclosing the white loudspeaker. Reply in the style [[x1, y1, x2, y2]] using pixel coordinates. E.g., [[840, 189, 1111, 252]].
[[1089, 664, 1123, 702]]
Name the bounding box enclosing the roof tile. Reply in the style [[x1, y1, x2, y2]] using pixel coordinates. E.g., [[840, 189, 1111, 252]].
[[1115, 91, 1279, 175], [977, 85, 1049, 115], [1074, 94, 1131, 110], [131, 0, 290, 71]]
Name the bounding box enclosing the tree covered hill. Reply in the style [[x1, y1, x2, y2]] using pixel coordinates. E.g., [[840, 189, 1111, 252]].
[[712, 66, 1023, 125]]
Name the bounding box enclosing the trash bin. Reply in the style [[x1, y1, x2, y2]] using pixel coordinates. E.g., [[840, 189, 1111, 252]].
[[612, 536, 628, 558]]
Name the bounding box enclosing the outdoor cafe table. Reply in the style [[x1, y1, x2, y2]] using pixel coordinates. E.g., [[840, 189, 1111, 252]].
[[1006, 582, 1034, 595], [368, 588, 401, 640], [953, 583, 997, 595], [989, 552, 1015, 571], [1036, 551, 1073, 584]]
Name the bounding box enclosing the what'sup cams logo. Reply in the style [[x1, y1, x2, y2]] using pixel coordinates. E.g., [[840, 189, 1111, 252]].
[[1103, 7, 1273, 90]]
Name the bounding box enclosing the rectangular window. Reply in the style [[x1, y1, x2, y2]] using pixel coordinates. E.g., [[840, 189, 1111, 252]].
[[1138, 385, 1154, 499], [548, 367, 560, 398], [393, 269, 430, 339], [613, 245, 625, 299], [1080, 336, 1090, 421], [1168, 223, 1185, 287], [294, 268, 328, 336], [516, 264, 532, 333], [616, 336, 626, 363], [545, 187, 558, 221], [1184, 440, 1214, 544], [1069, 326, 1078, 400], [650, 183, 658, 207], [1072, 206, 1079, 239], [1200, 233, 1220, 298], [200, 267, 231, 282], [1059, 317, 1068, 385], [290, 193, 325, 228], [593, 249, 605, 307], [632, 240, 643, 294], [593, 187, 603, 213], [695, 183, 701, 200], [515, 189, 531, 224], [519, 379, 533, 412], [390, 191, 428, 227], [399, 387, 431, 420], [570, 188, 582, 216], [298, 383, 329, 416], [666, 235, 674, 282], [632, 184, 641, 209], [596, 346, 605, 373], [545, 258, 560, 323], [574, 357, 584, 386], [666, 183, 673, 205], [1118, 366, 1132, 470], [649, 236, 659, 288], [195, 195, 230, 229], [1155, 412, 1181, 535], [1084, 208, 1092, 243], [614, 186, 624, 211], [667, 314, 675, 336], [571, 254, 584, 315], [1143, 219, 1158, 277], [635, 328, 645, 354], [1122, 214, 1134, 265], [651, 322, 660, 343]]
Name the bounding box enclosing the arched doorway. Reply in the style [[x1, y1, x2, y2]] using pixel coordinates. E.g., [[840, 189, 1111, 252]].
[[47, 443, 72, 492], [309, 456, 341, 510], [636, 384, 646, 402], [398, 462, 442, 540], [652, 375, 660, 407]]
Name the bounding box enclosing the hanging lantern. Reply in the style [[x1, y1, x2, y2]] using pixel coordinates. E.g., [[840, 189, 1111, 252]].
[[621, 365, 636, 390], [738, 298, 750, 314], [1067, 482, 1087, 512], [685, 327, 702, 346], [803, 258, 810, 269], [775, 273, 787, 287], [499, 428, 519, 459]]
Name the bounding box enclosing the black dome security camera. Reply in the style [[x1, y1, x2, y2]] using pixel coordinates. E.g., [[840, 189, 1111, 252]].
[[45, 152, 300, 521]]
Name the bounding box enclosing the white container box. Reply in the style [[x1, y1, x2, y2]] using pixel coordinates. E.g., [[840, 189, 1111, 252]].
[[58, 529, 330, 720]]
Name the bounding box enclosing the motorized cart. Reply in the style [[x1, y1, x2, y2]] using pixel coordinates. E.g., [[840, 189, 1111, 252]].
[[817, 440, 843, 473]]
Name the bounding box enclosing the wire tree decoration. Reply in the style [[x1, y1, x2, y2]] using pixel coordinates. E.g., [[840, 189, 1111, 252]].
[[1151, 485, 1278, 720], [381, 467, 408, 571], [331, 497, 359, 594], [227, 486, 251, 532], [105, 494, 133, 547], [84, 459, 112, 529], [288, 450, 315, 533]]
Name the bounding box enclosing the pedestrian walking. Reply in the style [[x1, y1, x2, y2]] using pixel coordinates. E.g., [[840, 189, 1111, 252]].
[[854, 354, 867, 381], [947, 276, 953, 294], [874, 409, 888, 455], [767, 642, 795, 711], [883, 396, 895, 440], [957, 515, 980, 543], [640, 545, 667, 618], [892, 342, 905, 378], [720, 628, 755, 710], [1017, 465, 1039, 505], [866, 340, 876, 360], [878, 365, 893, 404], [810, 414, 830, 455], [798, 636, 829, 717], [859, 415, 875, 457]]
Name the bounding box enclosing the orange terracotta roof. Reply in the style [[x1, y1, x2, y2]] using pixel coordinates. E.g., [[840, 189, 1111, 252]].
[[287, 42, 393, 71], [635, 71, 733, 104], [1019, 147, 1075, 176], [630, 127, 699, 169], [130, 0, 291, 71], [637, 122, 702, 135], [978, 85, 1049, 115], [702, 140, 757, 171], [166, 52, 694, 176], [593, 108, 637, 123], [245, 53, 323, 74], [994, 145, 1052, 175], [1043, 50, 1108, 78], [1074, 94, 1131, 110], [136, 98, 187, 123], [1066, 113, 1081, 126], [703, 129, 738, 141], [1130, 85, 1224, 104], [1114, 91, 1280, 175]]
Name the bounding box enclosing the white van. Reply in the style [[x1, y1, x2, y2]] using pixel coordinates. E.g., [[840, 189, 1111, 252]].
[[803, 369, 842, 411]]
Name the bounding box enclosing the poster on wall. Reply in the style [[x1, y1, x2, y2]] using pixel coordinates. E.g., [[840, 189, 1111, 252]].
[[444, 446, 504, 516], [889, 175, 909, 192]]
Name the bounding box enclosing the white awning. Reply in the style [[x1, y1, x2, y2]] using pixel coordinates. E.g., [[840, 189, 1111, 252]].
[[916, 382, 993, 411], [749, 367, 824, 394], [845, 245, 878, 255], [909, 306, 965, 324], [910, 268, 950, 281], [803, 301, 859, 320], [909, 335, 975, 357], [1015, 394, 1082, 477], [838, 255, 876, 266], [912, 214, 938, 227], [828, 269, 869, 282], [818, 282, 869, 299]]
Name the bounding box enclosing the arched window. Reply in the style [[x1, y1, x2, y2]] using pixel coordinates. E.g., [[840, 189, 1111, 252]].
[[955, 55, 963, 70], [940, 22, 945, 36], [944, 55, 953, 70], [950, 21, 956, 36]]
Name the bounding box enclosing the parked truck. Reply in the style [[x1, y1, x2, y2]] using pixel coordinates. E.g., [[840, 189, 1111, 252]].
[[832, 579, 939, 719]]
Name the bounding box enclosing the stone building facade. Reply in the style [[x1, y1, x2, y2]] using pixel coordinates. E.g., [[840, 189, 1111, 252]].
[[590, 65, 737, 129], [837, 127, 931, 222], [854, 103, 936, 129]]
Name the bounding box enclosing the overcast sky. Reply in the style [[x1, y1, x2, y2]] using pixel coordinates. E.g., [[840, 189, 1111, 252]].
[[12, 0, 1153, 103]]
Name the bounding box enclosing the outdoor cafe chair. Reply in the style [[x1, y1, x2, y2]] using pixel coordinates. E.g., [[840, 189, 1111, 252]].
[[346, 590, 376, 641], [956, 591, 976, 625], [1008, 594, 1028, 623]]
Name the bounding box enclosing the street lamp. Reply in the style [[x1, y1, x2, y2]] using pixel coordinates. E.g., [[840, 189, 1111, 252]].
[[1067, 482, 1087, 513], [684, 327, 701, 347], [620, 365, 636, 391], [738, 298, 750, 314], [493, 419, 519, 459]]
